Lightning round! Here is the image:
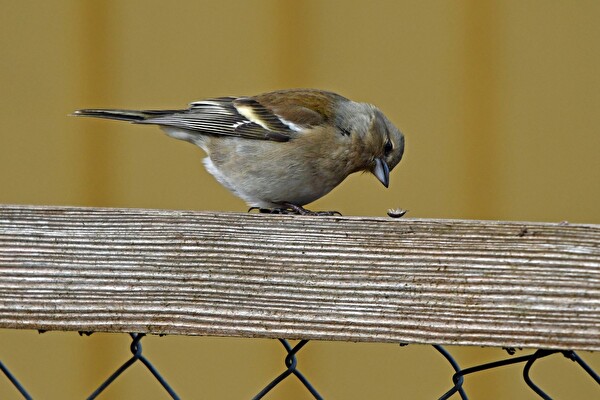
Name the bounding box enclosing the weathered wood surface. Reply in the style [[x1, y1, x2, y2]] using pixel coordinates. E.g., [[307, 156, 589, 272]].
[[0, 204, 598, 350]]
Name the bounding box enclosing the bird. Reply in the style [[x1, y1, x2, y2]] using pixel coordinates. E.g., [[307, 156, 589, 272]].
[[73, 89, 405, 214]]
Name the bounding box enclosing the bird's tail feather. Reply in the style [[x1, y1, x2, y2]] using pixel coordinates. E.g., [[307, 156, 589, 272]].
[[71, 109, 180, 122]]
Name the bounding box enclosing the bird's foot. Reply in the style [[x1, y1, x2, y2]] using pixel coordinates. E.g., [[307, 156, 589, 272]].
[[248, 204, 342, 216], [248, 207, 296, 215], [284, 203, 342, 216]]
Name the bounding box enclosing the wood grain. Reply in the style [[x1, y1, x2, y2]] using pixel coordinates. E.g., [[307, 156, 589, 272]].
[[0, 204, 598, 350]]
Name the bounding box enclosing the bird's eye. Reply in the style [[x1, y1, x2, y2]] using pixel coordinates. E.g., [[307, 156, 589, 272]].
[[384, 139, 393, 155]]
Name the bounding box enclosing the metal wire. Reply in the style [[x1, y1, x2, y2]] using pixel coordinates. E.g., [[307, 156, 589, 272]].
[[253, 339, 323, 400], [87, 333, 180, 400], [563, 350, 600, 385], [433, 345, 467, 400], [521, 349, 600, 400], [0, 360, 32, 400], [437, 347, 599, 399], [523, 349, 556, 399], [2, 333, 599, 398]]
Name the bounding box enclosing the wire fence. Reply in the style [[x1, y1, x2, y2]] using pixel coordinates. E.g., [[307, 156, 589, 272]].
[[1, 333, 599, 399]]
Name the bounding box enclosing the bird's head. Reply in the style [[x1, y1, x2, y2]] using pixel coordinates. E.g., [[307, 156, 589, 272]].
[[337, 102, 405, 187], [367, 109, 405, 187]]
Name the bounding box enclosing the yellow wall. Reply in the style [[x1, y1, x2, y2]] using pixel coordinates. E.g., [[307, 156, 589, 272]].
[[1, 1, 598, 398]]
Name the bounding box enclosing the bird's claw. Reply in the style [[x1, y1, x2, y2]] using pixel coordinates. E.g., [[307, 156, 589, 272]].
[[248, 204, 342, 216]]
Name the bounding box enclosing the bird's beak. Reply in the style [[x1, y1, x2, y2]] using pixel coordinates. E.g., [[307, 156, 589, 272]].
[[373, 157, 390, 188]]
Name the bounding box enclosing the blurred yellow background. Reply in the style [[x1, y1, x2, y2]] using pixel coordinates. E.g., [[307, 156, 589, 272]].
[[1, 1, 599, 399]]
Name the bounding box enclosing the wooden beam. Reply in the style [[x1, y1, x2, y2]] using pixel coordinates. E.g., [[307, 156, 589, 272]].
[[0, 204, 598, 350]]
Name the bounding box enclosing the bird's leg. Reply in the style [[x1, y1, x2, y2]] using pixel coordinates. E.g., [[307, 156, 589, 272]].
[[248, 207, 293, 214], [282, 203, 342, 216], [283, 203, 311, 215], [248, 204, 342, 216]]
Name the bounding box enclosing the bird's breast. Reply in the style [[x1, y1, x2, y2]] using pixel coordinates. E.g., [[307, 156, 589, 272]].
[[202, 135, 352, 207]]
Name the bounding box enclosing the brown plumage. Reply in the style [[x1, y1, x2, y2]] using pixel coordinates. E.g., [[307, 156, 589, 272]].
[[73, 89, 405, 211]]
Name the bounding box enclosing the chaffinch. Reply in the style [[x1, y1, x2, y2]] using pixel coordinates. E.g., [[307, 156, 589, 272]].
[[73, 89, 405, 214]]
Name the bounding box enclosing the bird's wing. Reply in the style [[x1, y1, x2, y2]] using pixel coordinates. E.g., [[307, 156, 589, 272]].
[[135, 89, 346, 142]]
